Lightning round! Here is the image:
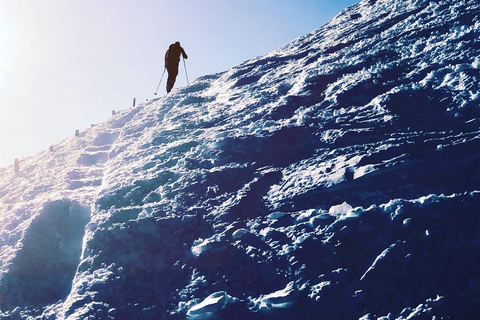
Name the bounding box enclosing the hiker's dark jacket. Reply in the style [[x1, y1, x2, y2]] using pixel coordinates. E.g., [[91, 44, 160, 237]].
[[165, 43, 188, 68]]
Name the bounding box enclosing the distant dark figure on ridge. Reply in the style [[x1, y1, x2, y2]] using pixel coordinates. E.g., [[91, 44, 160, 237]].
[[165, 42, 188, 93]]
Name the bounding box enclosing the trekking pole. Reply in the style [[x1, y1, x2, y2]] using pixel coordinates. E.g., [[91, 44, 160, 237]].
[[154, 67, 167, 95], [183, 57, 189, 84]]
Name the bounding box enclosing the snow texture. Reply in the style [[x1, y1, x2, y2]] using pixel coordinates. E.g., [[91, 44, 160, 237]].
[[0, 0, 480, 318]]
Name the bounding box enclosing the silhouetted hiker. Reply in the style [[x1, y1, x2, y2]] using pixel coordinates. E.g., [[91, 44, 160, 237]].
[[165, 42, 188, 93]]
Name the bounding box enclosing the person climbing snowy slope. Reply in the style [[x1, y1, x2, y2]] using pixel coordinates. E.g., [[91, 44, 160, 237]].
[[165, 42, 188, 93]]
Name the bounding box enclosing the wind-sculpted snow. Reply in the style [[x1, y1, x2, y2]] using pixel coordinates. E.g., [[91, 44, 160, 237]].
[[0, 0, 480, 318]]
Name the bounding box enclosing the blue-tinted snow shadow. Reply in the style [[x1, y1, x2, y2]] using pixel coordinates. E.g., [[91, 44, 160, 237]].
[[216, 126, 323, 168], [287, 135, 480, 212], [0, 200, 90, 310], [69, 214, 203, 319]]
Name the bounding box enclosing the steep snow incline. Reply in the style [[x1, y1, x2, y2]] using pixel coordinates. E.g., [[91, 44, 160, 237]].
[[0, 105, 143, 311], [0, 0, 479, 318]]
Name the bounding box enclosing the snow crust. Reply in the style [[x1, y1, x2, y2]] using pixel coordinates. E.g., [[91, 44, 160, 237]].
[[0, 0, 479, 318]]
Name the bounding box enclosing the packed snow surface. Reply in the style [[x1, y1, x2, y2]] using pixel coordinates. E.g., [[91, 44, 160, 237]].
[[0, 0, 480, 318]]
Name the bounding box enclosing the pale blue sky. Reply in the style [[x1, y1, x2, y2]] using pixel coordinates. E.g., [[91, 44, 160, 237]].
[[0, 0, 358, 168]]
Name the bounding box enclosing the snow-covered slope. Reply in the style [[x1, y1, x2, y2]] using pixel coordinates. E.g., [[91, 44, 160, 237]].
[[1, 0, 479, 318]]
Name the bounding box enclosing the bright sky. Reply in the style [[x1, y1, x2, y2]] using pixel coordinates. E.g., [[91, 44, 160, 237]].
[[0, 0, 358, 169]]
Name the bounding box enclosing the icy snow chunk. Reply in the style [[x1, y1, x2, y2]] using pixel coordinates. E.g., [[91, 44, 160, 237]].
[[250, 281, 297, 311], [191, 234, 226, 257], [267, 211, 286, 220], [295, 209, 317, 222], [259, 227, 275, 238], [191, 238, 208, 257], [309, 281, 331, 300], [137, 207, 154, 219], [414, 194, 439, 207], [187, 291, 237, 319], [381, 199, 404, 219], [329, 201, 352, 214], [354, 164, 377, 179], [329, 201, 359, 219], [232, 228, 249, 239]]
